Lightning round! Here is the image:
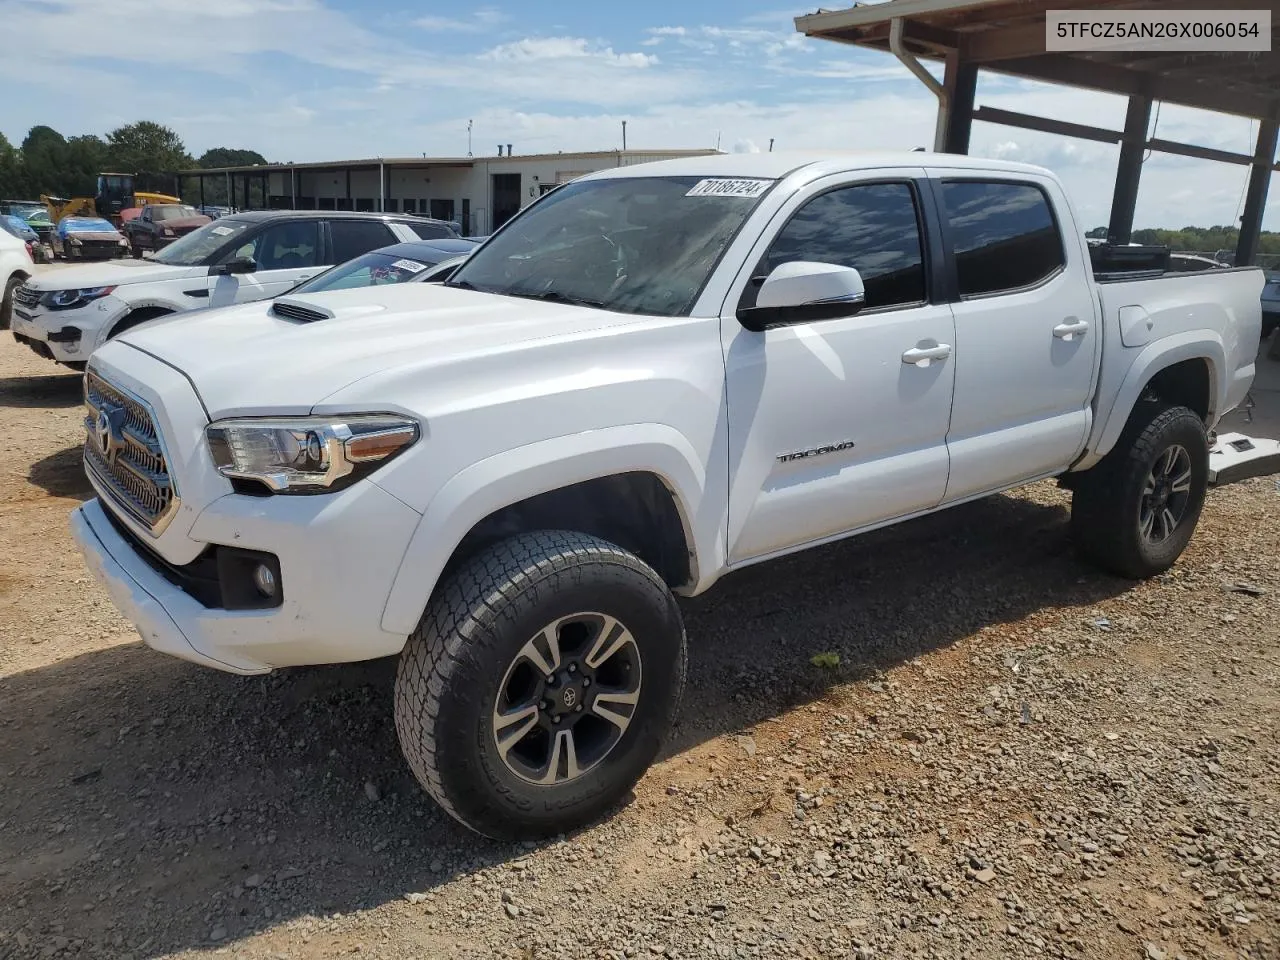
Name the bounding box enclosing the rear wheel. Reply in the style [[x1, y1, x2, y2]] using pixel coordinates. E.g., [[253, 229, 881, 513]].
[[1070, 402, 1209, 579], [394, 530, 687, 840]]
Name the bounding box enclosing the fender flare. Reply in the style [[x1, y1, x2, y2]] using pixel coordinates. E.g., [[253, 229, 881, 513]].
[[97, 299, 184, 346], [1090, 330, 1225, 460], [378, 423, 714, 636]]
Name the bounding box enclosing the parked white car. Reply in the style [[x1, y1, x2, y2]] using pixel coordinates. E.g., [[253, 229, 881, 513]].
[[0, 226, 35, 331], [8, 210, 460, 368], [71, 152, 1261, 841]]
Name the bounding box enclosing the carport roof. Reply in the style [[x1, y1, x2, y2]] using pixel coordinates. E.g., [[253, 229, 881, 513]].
[[795, 0, 1280, 121], [180, 149, 722, 176]]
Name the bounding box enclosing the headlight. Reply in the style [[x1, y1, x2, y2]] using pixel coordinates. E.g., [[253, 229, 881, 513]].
[[163, 227, 174, 237], [43, 286, 116, 309], [206, 415, 419, 494]]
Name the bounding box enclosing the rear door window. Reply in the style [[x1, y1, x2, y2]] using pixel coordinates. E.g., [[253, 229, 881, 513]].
[[940, 181, 1065, 297], [329, 219, 397, 263]]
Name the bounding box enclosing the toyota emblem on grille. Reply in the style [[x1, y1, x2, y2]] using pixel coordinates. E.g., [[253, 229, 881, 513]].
[[94, 403, 127, 465]]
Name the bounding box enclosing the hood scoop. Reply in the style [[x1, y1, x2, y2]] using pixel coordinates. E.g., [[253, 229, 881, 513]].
[[271, 297, 332, 323], [269, 296, 392, 325]]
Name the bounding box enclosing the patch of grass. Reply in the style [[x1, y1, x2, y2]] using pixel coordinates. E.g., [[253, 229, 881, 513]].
[[810, 651, 841, 670]]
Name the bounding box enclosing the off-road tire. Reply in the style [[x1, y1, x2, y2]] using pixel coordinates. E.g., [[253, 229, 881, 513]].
[[1070, 402, 1208, 579], [1, 274, 24, 330], [395, 530, 687, 841]]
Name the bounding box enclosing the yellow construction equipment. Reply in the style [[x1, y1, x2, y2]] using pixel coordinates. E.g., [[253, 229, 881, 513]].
[[40, 173, 181, 229]]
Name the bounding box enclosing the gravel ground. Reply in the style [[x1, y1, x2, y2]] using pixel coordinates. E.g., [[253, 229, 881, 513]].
[[1, 332, 1278, 960]]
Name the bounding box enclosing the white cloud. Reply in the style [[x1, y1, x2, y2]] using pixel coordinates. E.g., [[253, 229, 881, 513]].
[[480, 37, 657, 67], [1, 0, 1275, 231], [414, 8, 507, 32]]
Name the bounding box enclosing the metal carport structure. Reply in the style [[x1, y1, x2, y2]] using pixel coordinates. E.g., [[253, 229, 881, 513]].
[[795, 0, 1280, 264]]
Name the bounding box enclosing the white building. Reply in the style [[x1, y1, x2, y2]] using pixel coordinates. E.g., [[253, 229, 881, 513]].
[[178, 148, 723, 236]]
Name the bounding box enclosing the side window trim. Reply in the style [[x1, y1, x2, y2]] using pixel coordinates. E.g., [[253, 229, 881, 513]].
[[934, 176, 1068, 302], [739, 177, 933, 316]]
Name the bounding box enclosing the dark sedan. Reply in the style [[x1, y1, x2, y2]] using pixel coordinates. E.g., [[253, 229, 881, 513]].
[[286, 238, 479, 295]]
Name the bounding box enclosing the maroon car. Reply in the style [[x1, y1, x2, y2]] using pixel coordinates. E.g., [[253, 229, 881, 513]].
[[122, 204, 212, 257]]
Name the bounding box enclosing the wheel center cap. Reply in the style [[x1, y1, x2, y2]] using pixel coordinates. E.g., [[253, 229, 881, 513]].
[[560, 687, 578, 709]]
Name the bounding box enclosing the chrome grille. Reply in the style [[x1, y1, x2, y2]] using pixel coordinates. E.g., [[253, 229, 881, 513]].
[[13, 283, 41, 309], [82, 368, 180, 535]]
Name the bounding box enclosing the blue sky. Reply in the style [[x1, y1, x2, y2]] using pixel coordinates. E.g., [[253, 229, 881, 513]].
[[2, 0, 1274, 231]]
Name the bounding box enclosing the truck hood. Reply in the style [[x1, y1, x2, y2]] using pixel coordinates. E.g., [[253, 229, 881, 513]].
[[111, 282, 644, 418], [23, 258, 206, 291]]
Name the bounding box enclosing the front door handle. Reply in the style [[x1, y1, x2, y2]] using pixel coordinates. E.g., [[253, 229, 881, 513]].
[[1053, 318, 1090, 340], [902, 342, 953, 366]]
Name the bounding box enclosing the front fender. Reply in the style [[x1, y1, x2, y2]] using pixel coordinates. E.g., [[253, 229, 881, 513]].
[[95, 297, 186, 347], [377, 423, 721, 636], [1088, 330, 1225, 463]]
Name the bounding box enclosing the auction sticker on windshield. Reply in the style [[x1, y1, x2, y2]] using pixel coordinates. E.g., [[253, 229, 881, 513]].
[[685, 178, 773, 198], [391, 258, 427, 273], [211, 226, 233, 236]]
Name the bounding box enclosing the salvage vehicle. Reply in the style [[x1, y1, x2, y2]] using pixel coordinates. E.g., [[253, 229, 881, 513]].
[[0, 226, 34, 330], [0, 200, 56, 256], [121, 203, 213, 257], [284, 238, 479, 294], [9, 211, 460, 368], [54, 216, 129, 261], [69, 152, 1262, 841]]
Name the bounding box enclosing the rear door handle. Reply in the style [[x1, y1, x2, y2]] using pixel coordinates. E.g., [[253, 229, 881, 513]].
[[1053, 318, 1089, 339], [901, 342, 952, 366]]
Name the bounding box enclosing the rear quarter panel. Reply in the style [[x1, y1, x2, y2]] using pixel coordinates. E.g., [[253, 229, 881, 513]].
[[1080, 266, 1264, 467]]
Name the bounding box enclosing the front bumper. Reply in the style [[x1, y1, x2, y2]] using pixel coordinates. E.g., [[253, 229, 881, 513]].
[[10, 311, 87, 363], [72, 480, 423, 674]]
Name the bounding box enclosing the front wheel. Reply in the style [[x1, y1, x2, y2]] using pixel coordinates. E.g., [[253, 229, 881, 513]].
[[395, 530, 687, 840], [1, 274, 22, 330], [1070, 402, 1209, 579]]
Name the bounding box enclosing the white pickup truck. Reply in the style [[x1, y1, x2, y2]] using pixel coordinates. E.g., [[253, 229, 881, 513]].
[[70, 152, 1262, 840]]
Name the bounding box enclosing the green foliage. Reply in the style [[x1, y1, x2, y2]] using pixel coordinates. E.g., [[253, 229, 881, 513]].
[[810, 651, 841, 670], [198, 147, 268, 169], [0, 121, 271, 208], [105, 121, 193, 193], [1088, 224, 1280, 257]]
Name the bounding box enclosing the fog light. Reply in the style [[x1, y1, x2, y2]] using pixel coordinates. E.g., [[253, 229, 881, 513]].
[[252, 563, 278, 598]]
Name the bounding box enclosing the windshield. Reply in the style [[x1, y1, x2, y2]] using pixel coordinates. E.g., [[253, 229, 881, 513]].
[[447, 175, 772, 316], [291, 250, 439, 294], [151, 204, 200, 221], [149, 218, 254, 266], [12, 202, 46, 220]]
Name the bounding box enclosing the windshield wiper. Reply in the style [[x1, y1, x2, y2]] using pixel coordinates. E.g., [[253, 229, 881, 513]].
[[506, 289, 607, 308], [445, 278, 477, 290]]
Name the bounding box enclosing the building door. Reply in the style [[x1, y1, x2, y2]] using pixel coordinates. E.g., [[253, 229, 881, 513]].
[[461, 199, 471, 235], [430, 199, 455, 222], [491, 174, 521, 230]]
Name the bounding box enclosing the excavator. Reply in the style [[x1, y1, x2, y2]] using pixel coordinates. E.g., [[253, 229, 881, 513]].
[[41, 172, 181, 228]]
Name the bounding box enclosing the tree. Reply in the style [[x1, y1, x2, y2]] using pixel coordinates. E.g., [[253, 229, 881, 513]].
[[184, 147, 270, 206], [0, 131, 28, 198], [198, 147, 268, 169], [106, 121, 192, 193]]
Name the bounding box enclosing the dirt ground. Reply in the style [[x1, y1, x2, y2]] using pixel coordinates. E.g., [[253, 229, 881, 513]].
[[1, 327, 1278, 960]]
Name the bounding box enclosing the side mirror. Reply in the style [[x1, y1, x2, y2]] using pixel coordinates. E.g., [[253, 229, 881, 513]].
[[736, 261, 866, 332], [211, 255, 257, 276]]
